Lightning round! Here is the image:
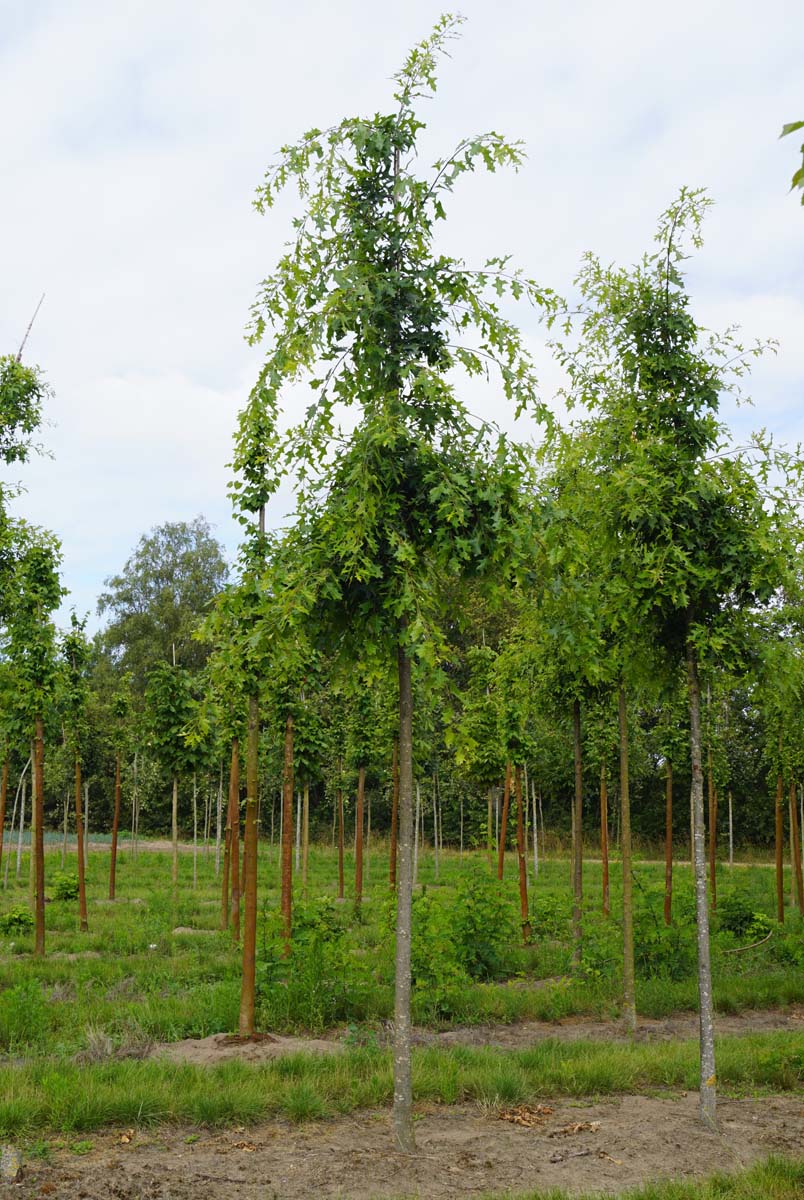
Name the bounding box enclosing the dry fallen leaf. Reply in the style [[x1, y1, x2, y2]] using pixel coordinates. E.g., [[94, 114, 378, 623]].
[[549, 1121, 601, 1138], [498, 1104, 553, 1128], [119, 1131, 135, 1145], [233, 1141, 257, 1152]]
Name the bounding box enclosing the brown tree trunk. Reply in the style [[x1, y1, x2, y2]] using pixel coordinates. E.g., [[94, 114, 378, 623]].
[[487, 788, 494, 864], [515, 765, 530, 942], [109, 749, 122, 900], [337, 756, 344, 900], [572, 698, 583, 965], [239, 695, 259, 1036], [393, 634, 415, 1153], [496, 762, 511, 881], [0, 757, 7, 876], [664, 760, 673, 926], [707, 746, 717, 912], [618, 686, 636, 1034], [775, 773, 785, 924], [600, 762, 609, 917], [355, 764, 365, 910], [75, 756, 88, 932], [171, 775, 179, 889], [280, 714, 294, 954], [302, 782, 310, 897], [790, 780, 804, 913], [390, 740, 399, 889], [686, 638, 717, 1129], [33, 716, 45, 958], [229, 738, 241, 943]]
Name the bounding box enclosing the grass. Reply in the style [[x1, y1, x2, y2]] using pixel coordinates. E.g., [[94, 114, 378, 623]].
[[0, 1029, 801, 1135], [470, 1156, 804, 1199]]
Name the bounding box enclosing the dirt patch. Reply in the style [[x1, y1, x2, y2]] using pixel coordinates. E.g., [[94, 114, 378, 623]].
[[11, 1094, 804, 1199], [151, 1031, 343, 1065], [426, 1004, 804, 1049]]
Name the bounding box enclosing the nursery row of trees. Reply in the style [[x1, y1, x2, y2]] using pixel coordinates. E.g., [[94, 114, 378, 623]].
[[2, 15, 803, 1147]]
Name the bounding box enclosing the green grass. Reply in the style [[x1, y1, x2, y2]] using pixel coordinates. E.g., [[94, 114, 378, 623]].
[[0, 1030, 801, 1136], [471, 1156, 804, 1199]]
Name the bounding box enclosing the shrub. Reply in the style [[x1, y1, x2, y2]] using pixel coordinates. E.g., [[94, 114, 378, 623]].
[[718, 890, 773, 940], [452, 867, 517, 980], [410, 891, 469, 1018], [51, 872, 80, 902], [0, 906, 34, 935]]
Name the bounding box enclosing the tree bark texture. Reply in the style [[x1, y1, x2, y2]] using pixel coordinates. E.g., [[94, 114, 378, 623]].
[[618, 686, 636, 1034], [281, 714, 294, 954], [109, 749, 122, 900], [687, 640, 717, 1129], [496, 761, 511, 881], [393, 637, 415, 1153], [239, 694, 260, 1036]]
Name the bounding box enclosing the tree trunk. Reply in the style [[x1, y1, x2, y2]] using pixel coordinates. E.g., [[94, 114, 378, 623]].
[[393, 636, 415, 1153], [790, 780, 804, 913], [4, 760, 28, 891], [532, 780, 539, 878], [239, 694, 260, 1036], [33, 715, 45, 958], [775, 773, 785, 924], [302, 782, 310, 897], [280, 714, 294, 954], [413, 782, 420, 886], [728, 789, 733, 869], [432, 775, 439, 882], [109, 749, 122, 900], [337, 759, 345, 900], [600, 762, 609, 917], [618, 686, 636, 1034], [16, 778, 26, 881], [354, 765, 365, 910], [83, 780, 89, 862], [515, 765, 530, 942], [75, 756, 88, 932], [707, 746, 717, 912], [230, 738, 241, 943], [295, 792, 301, 872], [664, 761, 673, 926], [487, 788, 493, 865], [572, 698, 583, 966], [192, 773, 198, 890], [497, 762, 512, 881], [171, 775, 179, 889], [0, 757, 9, 877], [390, 741, 399, 889], [686, 638, 717, 1129], [215, 761, 223, 877]]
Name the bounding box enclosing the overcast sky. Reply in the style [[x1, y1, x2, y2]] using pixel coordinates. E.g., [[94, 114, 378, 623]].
[[1, 0, 802, 630]]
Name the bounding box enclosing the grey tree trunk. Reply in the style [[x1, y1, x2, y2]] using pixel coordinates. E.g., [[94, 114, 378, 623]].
[[215, 762, 223, 876], [571, 698, 583, 965], [192, 773, 198, 890], [83, 781, 89, 861], [618, 686, 636, 1034], [16, 779, 26, 881], [171, 775, 179, 888], [686, 638, 717, 1129], [393, 636, 415, 1152]]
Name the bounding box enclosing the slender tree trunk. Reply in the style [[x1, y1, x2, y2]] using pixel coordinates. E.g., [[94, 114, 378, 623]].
[[215, 762, 223, 877], [221, 779, 232, 933], [171, 775, 179, 889], [775, 773, 785, 924], [295, 792, 301, 871], [600, 762, 610, 917], [132, 751, 140, 863], [0, 758, 7, 877], [109, 749, 122, 900], [707, 746, 717, 912], [230, 739, 241, 943], [618, 686, 636, 1034], [239, 694, 259, 1036], [572, 698, 583, 966], [487, 788, 493, 865], [4, 760, 28, 890], [664, 761, 673, 926], [413, 783, 420, 886], [192, 773, 198, 890], [355, 765, 365, 910], [75, 756, 88, 932], [532, 781, 539, 878], [302, 782, 310, 897], [432, 775, 439, 882], [280, 714, 294, 954], [337, 758, 345, 900], [33, 715, 45, 958], [459, 794, 464, 860], [390, 740, 399, 889], [62, 792, 69, 867], [686, 639, 717, 1129], [728, 789, 733, 869], [29, 741, 36, 906], [497, 762, 512, 881], [515, 766, 530, 942], [393, 636, 415, 1153], [83, 780, 89, 861], [16, 778, 26, 881], [790, 780, 804, 913]]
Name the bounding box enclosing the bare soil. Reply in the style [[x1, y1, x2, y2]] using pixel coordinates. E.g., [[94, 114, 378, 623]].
[[10, 1094, 804, 1199], [153, 1032, 342, 1065]]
